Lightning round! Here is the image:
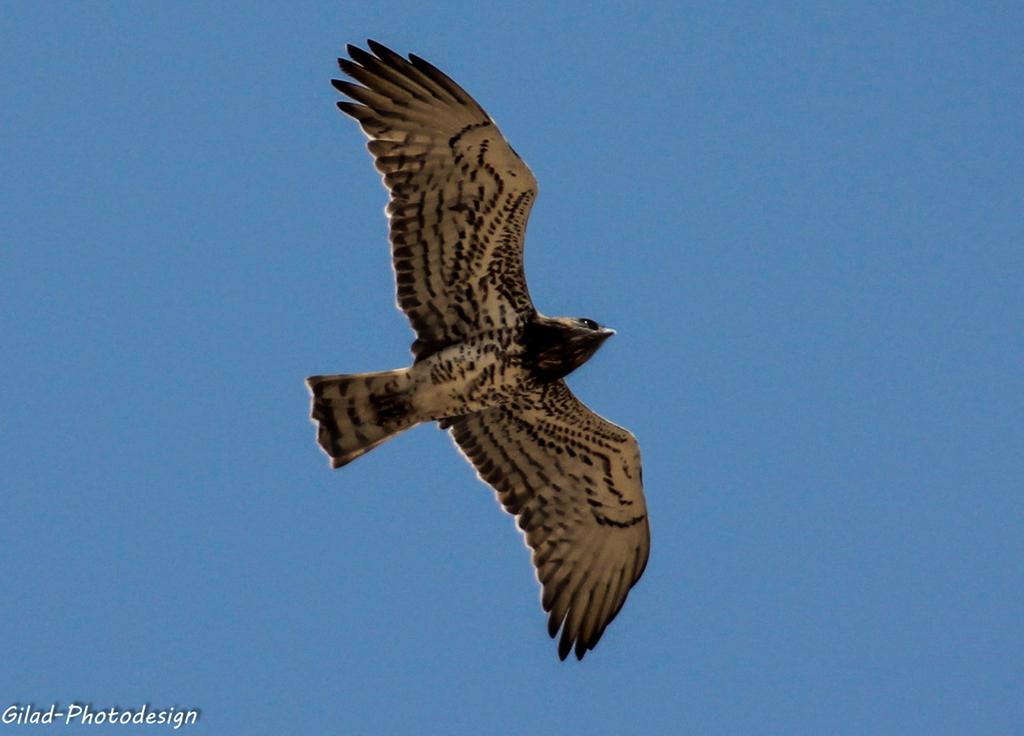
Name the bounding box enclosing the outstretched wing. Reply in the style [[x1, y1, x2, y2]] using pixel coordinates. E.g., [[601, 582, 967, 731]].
[[335, 41, 539, 359], [444, 381, 650, 660]]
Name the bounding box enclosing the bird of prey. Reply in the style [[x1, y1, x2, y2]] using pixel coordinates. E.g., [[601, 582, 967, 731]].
[[307, 40, 650, 660]]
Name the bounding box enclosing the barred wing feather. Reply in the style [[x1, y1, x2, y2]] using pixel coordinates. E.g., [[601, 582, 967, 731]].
[[335, 41, 539, 358], [444, 381, 650, 660]]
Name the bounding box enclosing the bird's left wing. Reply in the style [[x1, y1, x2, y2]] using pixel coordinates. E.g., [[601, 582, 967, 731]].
[[443, 380, 650, 660], [334, 41, 539, 359]]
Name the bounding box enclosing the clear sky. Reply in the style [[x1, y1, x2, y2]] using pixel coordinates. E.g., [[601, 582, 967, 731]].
[[3, 2, 1022, 734]]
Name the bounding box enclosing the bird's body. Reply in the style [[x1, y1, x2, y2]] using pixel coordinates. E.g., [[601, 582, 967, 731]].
[[308, 41, 650, 660], [310, 316, 613, 467]]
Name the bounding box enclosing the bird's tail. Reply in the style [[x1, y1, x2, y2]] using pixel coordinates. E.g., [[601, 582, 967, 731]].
[[306, 368, 419, 468]]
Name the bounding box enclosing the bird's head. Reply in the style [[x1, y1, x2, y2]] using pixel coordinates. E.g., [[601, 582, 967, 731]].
[[567, 316, 616, 344], [524, 315, 616, 380]]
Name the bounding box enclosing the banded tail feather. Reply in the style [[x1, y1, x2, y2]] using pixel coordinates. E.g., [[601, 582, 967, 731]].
[[306, 369, 418, 468]]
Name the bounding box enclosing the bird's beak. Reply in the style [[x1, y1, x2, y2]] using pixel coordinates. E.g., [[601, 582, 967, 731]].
[[599, 327, 616, 338]]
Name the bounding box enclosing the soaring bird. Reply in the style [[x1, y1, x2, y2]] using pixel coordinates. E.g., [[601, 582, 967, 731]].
[[307, 41, 650, 660]]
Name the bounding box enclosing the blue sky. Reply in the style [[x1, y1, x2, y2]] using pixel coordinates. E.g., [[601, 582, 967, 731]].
[[3, 2, 1022, 734]]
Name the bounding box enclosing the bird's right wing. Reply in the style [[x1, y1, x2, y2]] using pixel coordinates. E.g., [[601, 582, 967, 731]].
[[443, 380, 650, 660], [335, 41, 539, 359]]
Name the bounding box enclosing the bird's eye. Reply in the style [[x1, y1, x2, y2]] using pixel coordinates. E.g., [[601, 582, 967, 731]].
[[579, 318, 599, 330]]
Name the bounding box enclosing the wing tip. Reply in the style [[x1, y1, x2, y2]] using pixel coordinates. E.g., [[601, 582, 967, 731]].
[[365, 38, 391, 59], [336, 100, 366, 118]]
